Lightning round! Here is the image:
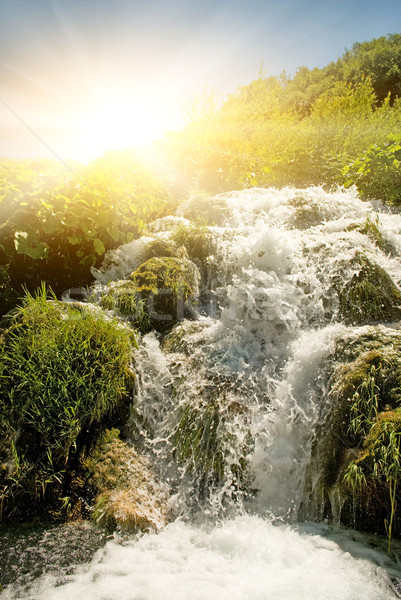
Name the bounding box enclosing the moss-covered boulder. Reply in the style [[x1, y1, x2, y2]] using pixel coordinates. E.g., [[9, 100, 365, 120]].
[[171, 392, 253, 501], [0, 288, 136, 522], [302, 327, 401, 544], [171, 223, 216, 266], [100, 280, 150, 331], [89, 429, 168, 532], [141, 238, 187, 261], [129, 257, 200, 331], [346, 214, 391, 253], [287, 194, 330, 229], [336, 253, 401, 324]]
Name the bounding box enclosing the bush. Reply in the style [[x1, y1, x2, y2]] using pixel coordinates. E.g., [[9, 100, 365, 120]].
[[0, 151, 175, 315], [343, 134, 401, 204]]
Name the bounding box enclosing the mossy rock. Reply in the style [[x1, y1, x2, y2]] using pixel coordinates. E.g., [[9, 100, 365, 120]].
[[346, 214, 391, 253], [340, 409, 401, 537], [129, 257, 200, 331], [0, 288, 136, 522], [141, 238, 187, 261], [287, 194, 328, 229], [162, 320, 211, 354], [301, 327, 401, 536], [89, 429, 168, 532], [171, 223, 216, 266], [100, 280, 150, 331], [336, 253, 401, 324], [172, 395, 252, 495]]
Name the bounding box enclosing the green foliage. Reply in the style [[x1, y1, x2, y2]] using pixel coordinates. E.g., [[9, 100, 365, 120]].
[[0, 151, 175, 314], [311, 79, 376, 119], [347, 365, 380, 441], [338, 34, 401, 104], [343, 134, 401, 204], [342, 462, 367, 496], [159, 34, 401, 198], [0, 286, 136, 520], [343, 409, 401, 552]]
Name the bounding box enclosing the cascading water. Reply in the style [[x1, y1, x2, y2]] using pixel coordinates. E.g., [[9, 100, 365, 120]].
[[3, 186, 401, 599]]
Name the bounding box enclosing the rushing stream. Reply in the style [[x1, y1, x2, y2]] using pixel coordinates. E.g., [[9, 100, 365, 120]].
[[3, 186, 401, 599]]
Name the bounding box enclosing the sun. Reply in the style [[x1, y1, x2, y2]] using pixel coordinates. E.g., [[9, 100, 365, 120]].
[[69, 86, 184, 162]]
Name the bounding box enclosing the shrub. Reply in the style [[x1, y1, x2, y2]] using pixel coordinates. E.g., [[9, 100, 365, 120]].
[[343, 134, 401, 204]]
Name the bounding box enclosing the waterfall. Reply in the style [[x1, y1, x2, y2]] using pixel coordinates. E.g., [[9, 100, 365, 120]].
[[3, 186, 401, 599]]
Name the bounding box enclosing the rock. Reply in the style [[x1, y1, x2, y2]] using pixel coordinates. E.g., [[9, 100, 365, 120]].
[[129, 256, 200, 331], [141, 238, 187, 261], [336, 253, 401, 324], [100, 280, 150, 331], [89, 429, 168, 532], [301, 326, 401, 537]]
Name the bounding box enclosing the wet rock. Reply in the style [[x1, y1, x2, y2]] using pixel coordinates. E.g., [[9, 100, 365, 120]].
[[302, 326, 401, 538], [129, 256, 200, 331], [89, 429, 168, 532], [336, 253, 401, 324]]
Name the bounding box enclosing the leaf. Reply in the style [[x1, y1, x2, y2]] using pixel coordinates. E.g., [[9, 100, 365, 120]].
[[94, 238, 106, 255], [67, 235, 82, 245], [80, 254, 96, 266], [63, 213, 79, 228], [14, 231, 49, 259], [42, 220, 59, 235]]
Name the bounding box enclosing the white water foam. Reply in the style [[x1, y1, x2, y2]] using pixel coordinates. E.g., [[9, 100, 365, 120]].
[[4, 516, 397, 600]]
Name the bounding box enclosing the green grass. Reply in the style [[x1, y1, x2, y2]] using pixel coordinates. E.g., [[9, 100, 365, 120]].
[[0, 285, 136, 520]]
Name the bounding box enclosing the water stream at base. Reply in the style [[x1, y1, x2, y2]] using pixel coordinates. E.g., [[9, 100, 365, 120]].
[[3, 186, 401, 599]]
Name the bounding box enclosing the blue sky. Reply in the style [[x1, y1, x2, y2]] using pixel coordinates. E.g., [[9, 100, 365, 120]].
[[1, 0, 401, 159]]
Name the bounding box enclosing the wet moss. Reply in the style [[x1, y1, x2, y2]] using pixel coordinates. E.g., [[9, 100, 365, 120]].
[[100, 280, 150, 332], [337, 253, 401, 324], [141, 238, 187, 261], [129, 256, 200, 331], [287, 194, 327, 229], [89, 429, 168, 532], [302, 328, 401, 541], [171, 223, 216, 266], [172, 395, 253, 495]]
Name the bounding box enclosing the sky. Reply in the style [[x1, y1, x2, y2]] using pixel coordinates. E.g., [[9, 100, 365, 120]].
[[1, 0, 401, 161]]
